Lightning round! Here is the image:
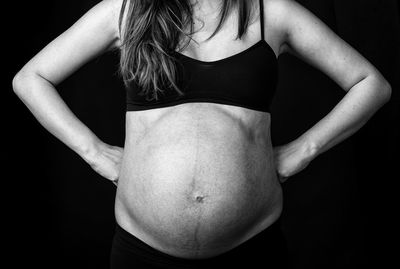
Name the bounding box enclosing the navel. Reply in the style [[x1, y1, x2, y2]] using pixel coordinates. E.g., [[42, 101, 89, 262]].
[[195, 195, 205, 203]]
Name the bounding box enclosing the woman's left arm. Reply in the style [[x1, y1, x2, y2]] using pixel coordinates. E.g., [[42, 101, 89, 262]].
[[272, 0, 392, 182]]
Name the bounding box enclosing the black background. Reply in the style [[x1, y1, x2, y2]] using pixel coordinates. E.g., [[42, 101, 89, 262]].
[[6, 0, 399, 268]]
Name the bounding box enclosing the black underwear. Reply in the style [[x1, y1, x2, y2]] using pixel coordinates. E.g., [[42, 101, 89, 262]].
[[110, 218, 289, 269]]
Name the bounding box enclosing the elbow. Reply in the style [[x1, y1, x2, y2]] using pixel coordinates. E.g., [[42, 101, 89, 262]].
[[368, 73, 392, 104], [380, 80, 392, 104], [12, 69, 36, 97], [12, 71, 28, 95]]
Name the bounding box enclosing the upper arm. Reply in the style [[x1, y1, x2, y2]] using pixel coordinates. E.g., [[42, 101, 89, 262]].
[[275, 0, 388, 91], [16, 0, 125, 86]]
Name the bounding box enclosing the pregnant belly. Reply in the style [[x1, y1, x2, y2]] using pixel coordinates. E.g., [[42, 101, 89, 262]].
[[115, 109, 283, 258]]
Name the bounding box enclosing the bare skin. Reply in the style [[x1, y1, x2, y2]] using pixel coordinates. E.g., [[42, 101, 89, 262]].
[[115, 103, 283, 258], [12, 0, 391, 260]]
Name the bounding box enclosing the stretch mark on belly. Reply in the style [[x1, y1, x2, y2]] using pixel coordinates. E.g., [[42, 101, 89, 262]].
[[190, 112, 202, 252], [189, 111, 214, 254]]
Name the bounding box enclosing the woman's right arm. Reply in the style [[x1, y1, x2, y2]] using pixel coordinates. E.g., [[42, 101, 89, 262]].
[[12, 0, 126, 183]]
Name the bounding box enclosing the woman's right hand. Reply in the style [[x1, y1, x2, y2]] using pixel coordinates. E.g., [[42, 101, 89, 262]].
[[84, 142, 124, 186]]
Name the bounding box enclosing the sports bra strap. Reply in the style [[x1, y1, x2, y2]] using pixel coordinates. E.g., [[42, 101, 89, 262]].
[[259, 0, 265, 40]]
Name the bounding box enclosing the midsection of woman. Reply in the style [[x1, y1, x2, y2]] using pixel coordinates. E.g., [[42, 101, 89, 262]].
[[115, 102, 283, 259]]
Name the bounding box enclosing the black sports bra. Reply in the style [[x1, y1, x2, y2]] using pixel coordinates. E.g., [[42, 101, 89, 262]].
[[126, 0, 278, 113]]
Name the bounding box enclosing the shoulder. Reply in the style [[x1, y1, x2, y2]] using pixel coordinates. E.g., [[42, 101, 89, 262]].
[[262, 0, 325, 55], [262, 0, 309, 34], [78, 0, 127, 50], [263, 0, 381, 92], [96, 0, 125, 23], [100, 0, 129, 49], [260, 0, 296, 56], [263, 0, 307, 21]]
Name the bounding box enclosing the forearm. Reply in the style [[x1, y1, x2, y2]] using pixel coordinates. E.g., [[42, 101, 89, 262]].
[[297, 75, 392, 160], [12, 72, 103, 162]]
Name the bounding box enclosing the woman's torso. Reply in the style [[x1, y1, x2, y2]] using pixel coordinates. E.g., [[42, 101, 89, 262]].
[[114, 0, 285, 259]]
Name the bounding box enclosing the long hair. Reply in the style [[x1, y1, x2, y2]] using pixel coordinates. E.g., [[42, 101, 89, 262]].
[[117, 0, 254, 101]]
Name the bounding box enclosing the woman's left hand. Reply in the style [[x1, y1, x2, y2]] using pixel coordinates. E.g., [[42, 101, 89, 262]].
[[273, 139, 317, 183]]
